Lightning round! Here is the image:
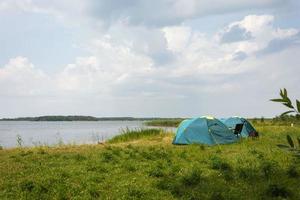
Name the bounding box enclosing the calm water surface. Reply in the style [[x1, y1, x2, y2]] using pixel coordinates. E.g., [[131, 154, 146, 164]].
[[0, 121, 175, 148]]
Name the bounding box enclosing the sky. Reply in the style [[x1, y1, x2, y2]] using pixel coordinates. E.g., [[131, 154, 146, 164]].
[[0, 0, 300, 118]]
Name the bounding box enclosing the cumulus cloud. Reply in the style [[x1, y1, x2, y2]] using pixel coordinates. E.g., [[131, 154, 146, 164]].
[[220, 25, 252, 43], [0, 57, 51, 96], [257, 32, 300, 55], [217, 15, 300, 58], [2, 15, 298, 99], [0, 2, 300, 117], [102, 24, 174, 65]]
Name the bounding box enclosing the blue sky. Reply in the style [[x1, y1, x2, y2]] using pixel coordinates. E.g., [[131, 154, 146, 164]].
[[0, 0, 299, 118]]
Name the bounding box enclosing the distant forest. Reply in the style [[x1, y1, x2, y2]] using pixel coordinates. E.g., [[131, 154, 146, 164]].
[[0, 116, 183, 121]]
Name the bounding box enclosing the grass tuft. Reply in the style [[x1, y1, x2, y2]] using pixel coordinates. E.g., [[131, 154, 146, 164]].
[[210, 156, 231, 171], [107, 128, 164, 143], [145, 119, 183, 127], [265, 184, 291, 198]]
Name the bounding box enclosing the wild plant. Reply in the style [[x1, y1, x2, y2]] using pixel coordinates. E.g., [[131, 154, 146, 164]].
[[16, 134, 23, 147], [270, 88, 300, 116], [277, 135, 300, 158]]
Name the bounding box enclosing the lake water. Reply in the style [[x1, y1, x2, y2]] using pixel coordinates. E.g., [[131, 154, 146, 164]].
[[0, 121, 175, 148]]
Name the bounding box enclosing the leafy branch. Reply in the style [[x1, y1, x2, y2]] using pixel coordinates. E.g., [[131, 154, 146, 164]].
[[270, 88, 300, 116], [277, 135, 300, 158]]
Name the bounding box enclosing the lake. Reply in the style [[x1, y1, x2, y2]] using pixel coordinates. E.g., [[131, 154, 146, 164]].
[[0, 121, 175, 148]]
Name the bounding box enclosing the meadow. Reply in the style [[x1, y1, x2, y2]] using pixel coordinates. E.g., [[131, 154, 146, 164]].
[[1, 122, 300, 199]]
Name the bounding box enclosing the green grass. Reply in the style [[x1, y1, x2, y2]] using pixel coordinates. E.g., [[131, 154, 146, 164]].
[[108, 128, 167, 143], [1, 125, 300, 199], [145, 119, 183, 127]]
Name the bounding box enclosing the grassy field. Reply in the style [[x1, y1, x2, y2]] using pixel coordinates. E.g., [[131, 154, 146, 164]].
[[1, 125, 300, 199]]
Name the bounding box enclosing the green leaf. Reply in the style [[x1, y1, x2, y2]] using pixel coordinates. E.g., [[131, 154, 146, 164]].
[[277, 144, 291, 150], [280, 110, 295, 116], [285, 96, 292, 105], [296, 100, 300, 113], [287, 135, 294, 148], [295, 154, 300, 158], [284, 88, 288, 97], [280, 89, 284, 98], [283, 102, 294, 109], [270, 98, 286, 102]]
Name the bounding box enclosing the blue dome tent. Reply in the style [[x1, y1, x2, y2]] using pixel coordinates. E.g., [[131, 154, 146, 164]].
[[221, 117, 257, 137], [173, 116, 238, 145]]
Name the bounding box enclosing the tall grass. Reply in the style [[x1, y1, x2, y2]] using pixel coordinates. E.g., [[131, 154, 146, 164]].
[[145, 119, 183, 127], [108, 128, 164, 143]]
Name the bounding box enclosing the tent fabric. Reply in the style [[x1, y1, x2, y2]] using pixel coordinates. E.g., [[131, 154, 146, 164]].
[[173, 117, 238, 145], [221, 117, 257, 137]]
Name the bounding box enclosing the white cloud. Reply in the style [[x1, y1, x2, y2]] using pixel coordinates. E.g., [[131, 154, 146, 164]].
[[162, 26, 192, 52], [0, 57, 50, 96], [51, 14, 300, 99], [0, 12, 299, 117], [217, 15, 300, 57]]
